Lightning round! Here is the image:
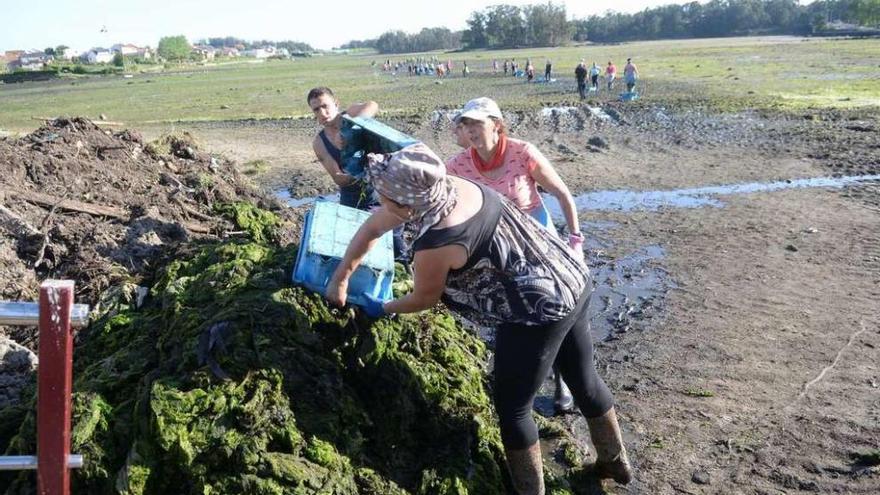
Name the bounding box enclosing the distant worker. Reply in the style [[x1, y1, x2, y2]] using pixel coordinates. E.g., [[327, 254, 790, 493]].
[[624, 57, 639, 92], [526, 59, 535, 82], [545, 59, 552, 81], [589, 62, 602, 91], [575, 60, 588, 100], [503, 59, 509, 75], [462, 61, 469, 77], [493, 59, 499, 73], [605, 61, 617, 91]]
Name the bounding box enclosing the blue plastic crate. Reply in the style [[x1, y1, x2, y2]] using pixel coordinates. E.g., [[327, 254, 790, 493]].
[[619, 91, 639, 102], [340, 116, 420, 178], [292, 200, 395, 307]]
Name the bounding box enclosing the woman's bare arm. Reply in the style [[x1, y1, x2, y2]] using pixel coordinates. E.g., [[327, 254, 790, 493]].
[[529, 146, 580, 235]]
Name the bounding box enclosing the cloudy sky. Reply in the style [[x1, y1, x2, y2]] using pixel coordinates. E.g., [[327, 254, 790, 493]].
[[2, 0, 693, 52]]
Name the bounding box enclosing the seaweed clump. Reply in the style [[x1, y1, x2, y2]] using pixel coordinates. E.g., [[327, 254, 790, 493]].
[[1, 205, 509, 494]]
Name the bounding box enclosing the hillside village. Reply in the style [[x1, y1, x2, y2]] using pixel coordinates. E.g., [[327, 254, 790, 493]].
[[0, 42, 301, 73]]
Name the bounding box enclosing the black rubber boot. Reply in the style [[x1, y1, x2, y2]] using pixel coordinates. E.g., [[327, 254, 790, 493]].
[[553, 365, 574, 414]]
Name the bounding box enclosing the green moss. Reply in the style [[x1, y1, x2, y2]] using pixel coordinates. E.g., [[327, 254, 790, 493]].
[[215, 202, 280, 243], [242, 159, 270, 176], [851, 449, 880, 466], [683, 388, 715, 398], [1, 203, 514, 494]]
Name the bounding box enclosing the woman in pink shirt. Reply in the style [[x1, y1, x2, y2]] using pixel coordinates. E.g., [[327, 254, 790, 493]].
[[447, 98, 582, 254], [448, 97, 585, 414], [605, 61, 617, 91]]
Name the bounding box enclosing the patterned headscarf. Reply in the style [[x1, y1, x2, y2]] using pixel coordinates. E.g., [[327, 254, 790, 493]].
[[366, 142, 458, 240]]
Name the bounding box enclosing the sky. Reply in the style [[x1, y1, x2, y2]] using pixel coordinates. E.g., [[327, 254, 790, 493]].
[[2, 0, 692, 53]]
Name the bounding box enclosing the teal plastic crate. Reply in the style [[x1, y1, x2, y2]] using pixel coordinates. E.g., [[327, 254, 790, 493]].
[[292, 200, 395, 308], [340, 116, 420, 178], [619, 91, 639, 102]]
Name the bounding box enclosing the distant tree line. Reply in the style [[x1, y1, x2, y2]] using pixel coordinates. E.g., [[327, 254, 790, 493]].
[[340, 0, 879, 53], [463, 3, 571, 49], [196, 37, 314, 53], [339, 28, 461, 53], [571, 0, 880, 43]]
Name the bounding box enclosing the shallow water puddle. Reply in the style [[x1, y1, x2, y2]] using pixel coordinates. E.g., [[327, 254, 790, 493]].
[[543, 174, 880, 214]]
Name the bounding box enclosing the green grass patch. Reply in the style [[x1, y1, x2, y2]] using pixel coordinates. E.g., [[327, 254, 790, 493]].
[[241, 159, 270, 176], [1, 37, 878, 131], [683, 388, 716, 398]]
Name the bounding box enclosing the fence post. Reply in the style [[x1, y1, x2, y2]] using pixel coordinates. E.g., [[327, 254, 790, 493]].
[[37, 280, 74, 495]]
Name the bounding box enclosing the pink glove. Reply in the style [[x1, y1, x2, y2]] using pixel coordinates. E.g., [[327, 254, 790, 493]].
[[568, 233, 585, 262]]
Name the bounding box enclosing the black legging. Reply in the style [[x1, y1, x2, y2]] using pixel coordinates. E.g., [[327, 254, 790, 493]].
[[493, 291, 614, 449]]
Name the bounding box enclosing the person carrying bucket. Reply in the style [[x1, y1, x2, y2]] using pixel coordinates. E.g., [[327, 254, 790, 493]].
[[589, 62, 602, 91], [623, 58, 639, 92], [306, 87, 405, 258], [325, 142, 634, 494], [605, 61, 616, 91], [526, 59, 535, 82]]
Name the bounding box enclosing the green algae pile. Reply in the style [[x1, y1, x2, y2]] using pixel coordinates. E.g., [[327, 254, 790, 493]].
[[0, 205, 512, 495]]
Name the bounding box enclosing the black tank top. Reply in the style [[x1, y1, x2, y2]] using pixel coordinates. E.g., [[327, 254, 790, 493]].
[[319, 124, 371, 200], [411, 181, 589, 326], [318, 129, 342, 165], [412, 182, 501, 273]]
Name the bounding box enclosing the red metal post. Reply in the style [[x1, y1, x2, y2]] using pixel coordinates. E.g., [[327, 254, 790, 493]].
[[37, 280, 74, 495]]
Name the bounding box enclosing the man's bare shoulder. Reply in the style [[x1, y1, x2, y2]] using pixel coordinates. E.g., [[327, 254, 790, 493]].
[[312, 133, 327, 155]]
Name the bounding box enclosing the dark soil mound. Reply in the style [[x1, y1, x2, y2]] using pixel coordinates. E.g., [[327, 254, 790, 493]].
[[0, 117, 293, 306]]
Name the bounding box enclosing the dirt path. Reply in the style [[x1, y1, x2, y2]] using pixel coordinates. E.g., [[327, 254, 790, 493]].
[[599, 186, 879, 494]]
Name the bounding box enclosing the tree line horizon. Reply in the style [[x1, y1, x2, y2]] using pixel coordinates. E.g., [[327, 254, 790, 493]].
[[339, 0, 879, 54], [150, 0, 878, 60]]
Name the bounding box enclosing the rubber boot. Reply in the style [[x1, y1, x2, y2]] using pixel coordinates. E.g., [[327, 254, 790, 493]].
[[505, 442, 545, 495], [585, 407, 633, 484], [553, 365, 574, 414]]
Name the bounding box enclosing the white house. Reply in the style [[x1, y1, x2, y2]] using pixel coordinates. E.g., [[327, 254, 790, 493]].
[[7, 51, 54, 70], [111, 43, 140, 56], [84, 48, 113, 64], [242, 47, 276, 59], [191, 45, 216, 60], [63, 48, 86, 61], [136, 47, 152, 60]]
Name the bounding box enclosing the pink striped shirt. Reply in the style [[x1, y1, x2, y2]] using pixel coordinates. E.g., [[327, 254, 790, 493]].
[[446, 138, 543, 212]]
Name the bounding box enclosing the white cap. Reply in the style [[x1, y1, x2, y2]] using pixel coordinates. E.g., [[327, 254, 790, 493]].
[[455, 97, 502, 123]]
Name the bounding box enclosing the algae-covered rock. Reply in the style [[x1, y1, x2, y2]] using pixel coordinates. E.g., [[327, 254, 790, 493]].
[[1, 207, 508, 494]]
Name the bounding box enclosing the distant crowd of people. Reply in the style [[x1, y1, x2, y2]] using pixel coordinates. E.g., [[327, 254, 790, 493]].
[[373, 55, 641, 100], [575, 58, 639, 99], [374, 57, 471, 77]]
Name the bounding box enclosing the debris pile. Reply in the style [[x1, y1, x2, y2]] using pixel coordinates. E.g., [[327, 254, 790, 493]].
[[0, 117, 290, 306]]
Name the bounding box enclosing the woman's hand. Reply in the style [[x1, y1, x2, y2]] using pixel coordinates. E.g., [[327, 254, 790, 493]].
[[568, 232, 585, 262], [326, 275, 349, 307]]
